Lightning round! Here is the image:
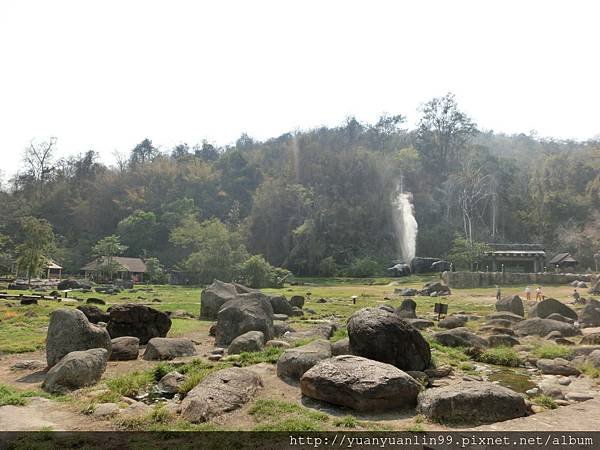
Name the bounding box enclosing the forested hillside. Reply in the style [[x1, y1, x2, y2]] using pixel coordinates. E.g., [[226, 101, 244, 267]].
[[1, 94, 599, 281]]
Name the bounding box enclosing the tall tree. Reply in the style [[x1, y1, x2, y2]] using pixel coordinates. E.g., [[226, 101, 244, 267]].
[[92, 235, 128, 280], [416, 93, 477, 177], [16, 217, 55, 284]]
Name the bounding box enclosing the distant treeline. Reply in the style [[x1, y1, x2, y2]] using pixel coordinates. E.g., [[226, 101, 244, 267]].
[[0, 93, 598, 280]]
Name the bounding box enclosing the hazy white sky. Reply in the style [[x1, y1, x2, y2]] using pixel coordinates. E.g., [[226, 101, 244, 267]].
[[1, 0, 599, 177]]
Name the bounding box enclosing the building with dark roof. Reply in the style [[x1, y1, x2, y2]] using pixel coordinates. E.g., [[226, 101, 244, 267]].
[[548, 253, 578, 271], [81, 257, 147, 282], [483, 243, 546, 273]]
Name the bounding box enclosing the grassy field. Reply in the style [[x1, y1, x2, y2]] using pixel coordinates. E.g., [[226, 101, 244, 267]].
[[0, 276, 583, 354], [0, 276, 597, 432]]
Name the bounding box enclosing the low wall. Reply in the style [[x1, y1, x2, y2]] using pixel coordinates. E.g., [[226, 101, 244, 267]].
[[443, 271, 596, 289]]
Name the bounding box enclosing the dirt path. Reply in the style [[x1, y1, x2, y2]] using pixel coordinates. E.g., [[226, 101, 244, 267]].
[[0, 397, 112, 431], [472, 398, 600, 431]]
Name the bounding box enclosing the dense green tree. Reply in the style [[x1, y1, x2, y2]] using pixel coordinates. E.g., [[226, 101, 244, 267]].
[[16, 217, 55, 283], [92, 235, 128, 280]]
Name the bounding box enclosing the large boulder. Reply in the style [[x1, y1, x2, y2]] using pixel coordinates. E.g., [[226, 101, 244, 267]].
[[58, 278, 91, 290], [416, 382, 527, 423], [181, 367, 262, 423], [588, 279, 600, 295], [495, 294, 524, 317], [199, 280, 238, 320], [438, 315, 468, 329], [46, 309, 112, 368], [488, 334, 520, 347], [580, 333, 600, 345], [156, 371, 187, 395], [42, 348, 108, 393], [269, 296, 293, 316], [396, 298, 417, 319], [433, 328, 488, 348], [109, 336, 140, 361], [486, 311, 524, 323], [579, 302, 600, 328], [214, 293, 274, 346], [331, 338, 351, 356], [546, 313, 575, 324], [405, 318, 435, 330], [107, 304, 171, 344], [76, 305, 110, 324], [418, 281, 451, 296], [536, 358, 581, 376], [348, 308, 431, 371], [143, 338, 196, 360], [430, 260, 451, 272], [227, 331, 265, 354], [284, 322, 337, 343], [513, 318, 580, 337], [289, 295, 305, 308], [300, 355, 422, 411], [276, 340, 331, 381], [529, 298, 577, 321], [411, 257, 440, 273]]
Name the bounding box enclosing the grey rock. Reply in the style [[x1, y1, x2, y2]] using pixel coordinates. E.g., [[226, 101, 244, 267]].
[[579, 303, 600, 328], [93, 402, 119, 418], [488, 334, 520, 347], [289, 295, 305, 308], [565, 392, 595, 402], [76, 305, 110, 324], [348, 308, 431, 371], [289, 306, 304, 317], [143, 338, 196, 360], [181, 367, 262, 422], [529, 298, 578, 320], [42, 348, 108, 393], [273, 314, 289, 321], [438, 315, 468, 329], [486, 311, 524, 323], [496, 294, 524, 317], [433, 328, 488, 348], [269, 296, 293, 316], [273, 320, 295, 337], [416, 382, 527, 423], [156, 371, 187, 395], [46, 309, 112, 368], [546, 313, 575, 324], [200, 280, 238, 320], [276, 340, 331, 381], [396, 298, 417, 319], [215, 292, 274, 346], [265, 340, 291, 349], [107, 304, 171, 344], [109, 336, 139, 361], [536, 358, 581, 376], [300, 355, 422, 411], [405, 318, 435, 330], [580, 333, 600, 345], [10, 360, 46, 371], [227, 331, 265, 354], [586, 350, 600, 369], [484, 319, 513, 328], [513, 318, 581, 338], [331, 338, 350, 356]]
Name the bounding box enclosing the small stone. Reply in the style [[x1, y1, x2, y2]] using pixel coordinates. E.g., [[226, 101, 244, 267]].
[[211, 347, 225, 355], [557, 377, 571, 386], [565, 392, 595, 402], [555, 399, 570, 406], [525, 387, 540, 396], [93, 403, 119, 418], [208, 354, 222, 361]]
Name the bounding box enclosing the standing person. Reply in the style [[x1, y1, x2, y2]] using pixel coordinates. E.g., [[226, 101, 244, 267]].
[[496, 285, 502, 301], [573, 289, 581, 303], [535, 286, 543, 301], [525, 286, 531, 301]]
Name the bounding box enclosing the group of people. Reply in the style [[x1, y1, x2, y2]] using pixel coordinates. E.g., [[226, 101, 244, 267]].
[[495, 285, 580, 302]]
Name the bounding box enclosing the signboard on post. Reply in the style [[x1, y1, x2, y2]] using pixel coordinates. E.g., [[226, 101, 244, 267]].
[[434, 302, 448, 320]]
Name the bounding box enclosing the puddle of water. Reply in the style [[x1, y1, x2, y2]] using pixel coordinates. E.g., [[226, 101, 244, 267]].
[[488, 367, 536, 393]]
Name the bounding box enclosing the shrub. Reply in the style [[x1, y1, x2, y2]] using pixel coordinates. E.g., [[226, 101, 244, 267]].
[[532, 395, 557, 409], [477, 347, 522, 367], [531, 344, 572, 359], [239, 255, 290, 288], [347, 258, 379, 277], [318, 257, 337, 277]]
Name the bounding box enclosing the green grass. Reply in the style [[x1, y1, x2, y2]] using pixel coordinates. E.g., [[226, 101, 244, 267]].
[[406, 423, 426, 432], [222, 347, 285, 366], [531, 343, 573, 359], [429, 341, 469, 367], [576, 362, 600, 378], [249, 399, 329, 431], [330, 328, 348, 342], [333, 415, 359, 428], [105, 371, 154, 397], [477, 347, 522, 367], [532, 395, 558, 409], [0, 383, 51, 406]]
